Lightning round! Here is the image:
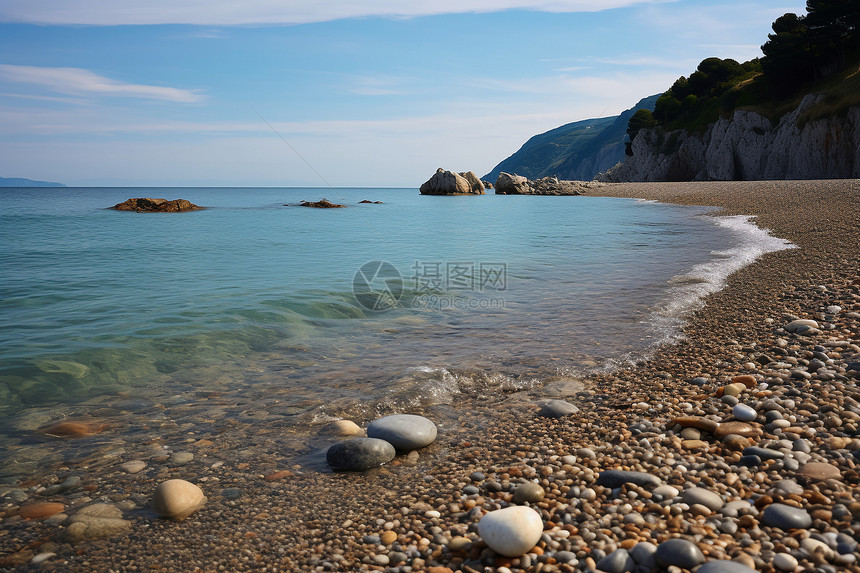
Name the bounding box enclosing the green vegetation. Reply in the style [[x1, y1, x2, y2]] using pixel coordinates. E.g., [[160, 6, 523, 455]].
[[634, 0, 860, 137]]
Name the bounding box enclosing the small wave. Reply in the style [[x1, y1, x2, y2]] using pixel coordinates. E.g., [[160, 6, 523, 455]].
[[648, 214, 795, 345]]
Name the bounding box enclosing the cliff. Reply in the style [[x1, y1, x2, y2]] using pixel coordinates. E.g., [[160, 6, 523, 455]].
[[601, 94, 860, 181], [484, 94, 659, 182]]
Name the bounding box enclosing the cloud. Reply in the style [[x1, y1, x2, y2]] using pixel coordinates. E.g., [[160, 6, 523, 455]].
[[0, 0, 676, 26], [0, 65, 204, 102]]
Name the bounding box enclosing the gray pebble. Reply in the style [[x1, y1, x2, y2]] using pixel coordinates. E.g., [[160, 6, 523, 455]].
[[655, 538, 705, 569], [596, 548, 634, 573], [761, 503, 812, 529], [596, 470, 660, 489]]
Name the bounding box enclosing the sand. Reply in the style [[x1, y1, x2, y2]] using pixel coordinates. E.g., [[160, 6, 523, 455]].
[[1, 180, 858, 572]]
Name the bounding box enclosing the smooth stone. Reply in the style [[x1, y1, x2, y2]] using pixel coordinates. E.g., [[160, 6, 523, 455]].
[[576, 447, 596, 459], [714, 421, 762, 440], [801, 537, 834, 559], [538, 399, 580, 418], [732, 404, 758, 422], [652, 485, 679, 499], [680, 427, 702, 440], [168, 452, 194, 466], [761, 503, 812, 529], [595, 470, 660, 489], [119, 460, 146, 474], [785, 319, 819, 333], [366, 414, 437, 451], [477, 505, 543, 557], [739, 454, 762, 467], [512, 482, 545, 504], [325, 419, 362, 436], [798, 462, 840, 480], [326, 437, 396, 471], [655, 538, 705, 569], [680, 487, 724, 511], [152, 479, 207, 520], [30, 553, 56, 565], [64, 503, 131, 542], [773, 552, 799, 571], [743, 446, 784, 460], [630, 542, 658, 568], [722, 434, 751, 451], [698, 560, 759, 573], [18, 502, 65, 520], [596, 548, 635, 573]]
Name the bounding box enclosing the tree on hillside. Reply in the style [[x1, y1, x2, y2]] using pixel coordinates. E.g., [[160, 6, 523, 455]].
[[805, 0, 860, 70], [625, 109, 657, 155], [761, 13, 816, 87]]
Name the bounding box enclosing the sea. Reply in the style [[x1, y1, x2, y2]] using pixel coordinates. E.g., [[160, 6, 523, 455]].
[[0, 187, 793, 477]]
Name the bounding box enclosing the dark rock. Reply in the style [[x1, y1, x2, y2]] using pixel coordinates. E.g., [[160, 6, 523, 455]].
[[596, 470, 660, 489], [761, 503, 812, 529], [358, 200, 383, 204], [596, 548, 635, 573], [326, 438, 395, 471], [295, 199, 346, 208], [111, 198, 202, 212], [655, 538, 705, 569]]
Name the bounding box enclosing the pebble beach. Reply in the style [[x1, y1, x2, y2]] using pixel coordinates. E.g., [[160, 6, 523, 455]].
[[1, 180, 859, 573]]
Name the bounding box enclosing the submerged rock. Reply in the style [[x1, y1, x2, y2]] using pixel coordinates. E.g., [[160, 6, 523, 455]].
[[64, 503, 131, 542], [111, 198, 202, 212], [295, 199, 346, 208]]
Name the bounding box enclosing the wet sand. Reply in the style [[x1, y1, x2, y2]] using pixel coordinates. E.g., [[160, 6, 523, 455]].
[[1, 180, 858, 572]]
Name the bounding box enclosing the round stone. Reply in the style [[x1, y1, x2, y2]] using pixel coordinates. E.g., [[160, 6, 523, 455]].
[[797, 462, 840, 481], [761, 503, 812, 530], [538, 399, 580, 418], [680, 487, 724, 511], [119, 460, 146, 474], [732, 403, 757, 422], [773, 553, 799, 571], [655, 538, 705, 569], [18, 502, 65, 520], [366, 414, 437, 451], [152, 479, 207, 520], [785, 319, 818, 333], [596, 548, 634, 573], [477, 506, 543, 557], [326, 419, 362, 436], [326, 437, 396, 471], [714, 421, 762, 440], [513, 482, 545, 504], [630, 541, 658, 569]]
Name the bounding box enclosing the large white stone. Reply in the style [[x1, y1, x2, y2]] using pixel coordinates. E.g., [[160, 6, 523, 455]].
[[152, 479, 206, 520], [367, 414, 437, 451], [478, 506, 543, 557]]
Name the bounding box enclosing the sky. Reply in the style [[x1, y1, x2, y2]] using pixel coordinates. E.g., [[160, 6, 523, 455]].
[[0, 1, 808, 187]]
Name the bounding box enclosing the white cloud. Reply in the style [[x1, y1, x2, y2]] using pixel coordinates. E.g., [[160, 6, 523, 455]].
[[0, 0, 677, 26], [0, 65, 204, 102]]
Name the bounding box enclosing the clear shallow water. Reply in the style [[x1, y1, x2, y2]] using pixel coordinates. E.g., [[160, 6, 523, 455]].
[[0, 187, 792, 444]]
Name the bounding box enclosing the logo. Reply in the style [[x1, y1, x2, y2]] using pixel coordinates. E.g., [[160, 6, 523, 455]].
[[353, 261, 403, 310]]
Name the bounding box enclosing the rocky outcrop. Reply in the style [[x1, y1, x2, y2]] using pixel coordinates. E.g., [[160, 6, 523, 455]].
[[111, 198, 202, 212], [295, 199, 346, 208], [601, 94, 860, 181], [495, 172, 596, 195], [419, 168, 485, 195]]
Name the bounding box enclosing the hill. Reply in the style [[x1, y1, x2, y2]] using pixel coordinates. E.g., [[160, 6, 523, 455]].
[[0, 176, 67, 187], [483, 94, 659, 182]]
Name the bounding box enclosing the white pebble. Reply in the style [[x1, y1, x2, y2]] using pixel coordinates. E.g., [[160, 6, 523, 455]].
[[773, 552, 798, 571]]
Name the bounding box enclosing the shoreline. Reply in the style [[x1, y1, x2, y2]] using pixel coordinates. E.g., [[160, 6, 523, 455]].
[[1, 180, 858, 572]]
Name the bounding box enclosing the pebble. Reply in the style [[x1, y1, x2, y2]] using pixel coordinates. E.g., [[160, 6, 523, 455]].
[[655, 538, 705, 569], [366, 414, 437, 451], [761, 503, 812, 529], [680, 487, 724, 511], [785, 319, 819, 333], [64, 503, 131, 542], [596, 548, 634, 573], [773, 552, 799, 571], [168, 452, 194, 466], [512, 482, 545, 504], [152, 479, 207, 520], [538, 399, 580, 418], [697, 560, 759, 573], [326, 438, 396, 471], [797, 462, 840, 480], [595, 470, 660, 489], [477, 506, 543, 557], [30, 552, 56, 565], [119, 460, 146, 474], [326, 419, 362, 436], [714, 421, 762, 440], [18, 502, 65, 520], [630, 541, 658, 568], [732, 403, 758, 421]]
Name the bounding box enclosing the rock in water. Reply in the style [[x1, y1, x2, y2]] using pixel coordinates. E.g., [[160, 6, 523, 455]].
[[64, 504, 131, 542], [477, 506, 543, 557], [420, 168, 483, 195], [111, 198, 201, 212], [366, 414, 437, 451], [152, 479, 207, 520], [326, 437, 396, 471], [538, 399, 580, 418]]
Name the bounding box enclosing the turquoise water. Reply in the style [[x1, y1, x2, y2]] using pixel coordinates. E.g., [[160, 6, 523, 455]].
[[0, 187, 791, 442]]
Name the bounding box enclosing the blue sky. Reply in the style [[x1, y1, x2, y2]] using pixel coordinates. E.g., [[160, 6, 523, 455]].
[[0, 1, 806, 187]]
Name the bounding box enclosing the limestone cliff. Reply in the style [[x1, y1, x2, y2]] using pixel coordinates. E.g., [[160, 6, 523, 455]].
[[601, 94, 860, 181]]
